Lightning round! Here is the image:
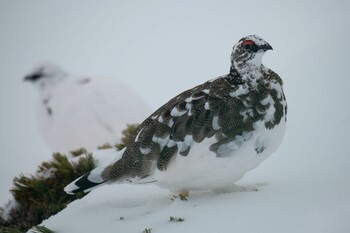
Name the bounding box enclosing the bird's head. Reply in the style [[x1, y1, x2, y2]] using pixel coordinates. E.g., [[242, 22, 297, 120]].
[[230, 35, 272, 74], [24, 62, 68, 92]]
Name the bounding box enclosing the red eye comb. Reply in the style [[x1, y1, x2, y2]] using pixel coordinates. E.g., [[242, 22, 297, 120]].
[[242, 40, 255, 45]]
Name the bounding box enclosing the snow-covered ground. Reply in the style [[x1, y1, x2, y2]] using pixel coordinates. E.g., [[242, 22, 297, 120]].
[[1, 1, 350, 232], [35, 138, 350, 233]]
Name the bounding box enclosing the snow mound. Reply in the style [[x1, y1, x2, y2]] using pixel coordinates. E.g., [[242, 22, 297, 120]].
[[31, 168, 350, 233]]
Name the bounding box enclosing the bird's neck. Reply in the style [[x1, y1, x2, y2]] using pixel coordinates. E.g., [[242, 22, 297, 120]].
[[229, 63, 263, 88]]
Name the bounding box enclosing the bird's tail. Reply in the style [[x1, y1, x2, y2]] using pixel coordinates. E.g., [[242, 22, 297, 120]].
[[64, 171, 107, 194], [64, 148, 124, 195]]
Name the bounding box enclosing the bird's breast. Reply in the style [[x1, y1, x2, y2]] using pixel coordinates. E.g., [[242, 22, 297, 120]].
[[153, 114, 287, 193], [153, 82, 287, 192]]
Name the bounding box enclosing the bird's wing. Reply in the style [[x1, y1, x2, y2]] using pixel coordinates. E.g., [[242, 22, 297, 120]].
[[109, 74, 266, 180]]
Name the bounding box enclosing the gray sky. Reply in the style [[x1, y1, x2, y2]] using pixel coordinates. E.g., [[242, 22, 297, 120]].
[[1, 0, 350, 204]]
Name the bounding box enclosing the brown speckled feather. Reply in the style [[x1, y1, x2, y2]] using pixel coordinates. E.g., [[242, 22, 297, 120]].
[[103, 71, 285, 181]]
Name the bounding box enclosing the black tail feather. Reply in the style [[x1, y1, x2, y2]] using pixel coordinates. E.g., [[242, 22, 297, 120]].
[[65, 172, 106, 195]]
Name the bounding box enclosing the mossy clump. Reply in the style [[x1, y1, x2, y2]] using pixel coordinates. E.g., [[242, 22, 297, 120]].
[[31, 225, 56, 233], [97, 143, 114, 150], [169, 216, 185, 222], [0, 152, 95, 232], [69, 147, 88, 157], [115, 123, 139, 150], [0, 123, 139, 232], [0, 226, 22, 233], [142, 228, 152, 233]]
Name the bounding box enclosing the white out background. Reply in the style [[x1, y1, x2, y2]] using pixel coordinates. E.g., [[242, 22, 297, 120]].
[[0, 0, 349, 209]]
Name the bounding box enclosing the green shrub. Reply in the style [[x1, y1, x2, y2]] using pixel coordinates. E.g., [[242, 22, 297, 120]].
[[115, 124, 139, 150], [0, 153, 94, 232], [0, 124, 138, 232]]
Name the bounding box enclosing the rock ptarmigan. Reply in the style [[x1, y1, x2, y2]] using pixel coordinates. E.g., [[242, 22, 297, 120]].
[[24, 63, 151, 153], [65, 35, 287, 196]]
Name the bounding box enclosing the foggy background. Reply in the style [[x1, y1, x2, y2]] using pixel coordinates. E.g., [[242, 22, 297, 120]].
[[1, 0, 349, 206]]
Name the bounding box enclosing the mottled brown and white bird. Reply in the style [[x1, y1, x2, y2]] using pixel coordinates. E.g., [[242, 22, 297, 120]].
[[65, 35, 287, 196]]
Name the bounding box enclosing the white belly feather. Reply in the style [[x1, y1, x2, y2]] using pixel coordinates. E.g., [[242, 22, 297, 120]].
[[154, 117, 287, 192]]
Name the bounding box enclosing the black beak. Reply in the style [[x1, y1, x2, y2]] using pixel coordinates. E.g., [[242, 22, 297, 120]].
[[261, 43, 273, 51], [24, 73, 42, 82]]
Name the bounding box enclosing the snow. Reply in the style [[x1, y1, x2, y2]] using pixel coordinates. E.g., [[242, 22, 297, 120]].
[[36, 167, 56, 179], [0, 0, 349, 232], [0, 199, 18, 222], [32, 160, 350, 233]]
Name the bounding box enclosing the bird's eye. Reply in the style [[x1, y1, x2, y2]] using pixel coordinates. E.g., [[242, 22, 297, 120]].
[[242, 40, 254, 51], [244, 44, 252, 50]]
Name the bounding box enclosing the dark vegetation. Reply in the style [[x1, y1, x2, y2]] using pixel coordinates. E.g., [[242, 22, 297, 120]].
[[0, 124, 138, 232]]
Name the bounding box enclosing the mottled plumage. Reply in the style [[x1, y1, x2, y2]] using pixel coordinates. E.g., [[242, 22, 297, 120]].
[[65, 35, 287, 195]]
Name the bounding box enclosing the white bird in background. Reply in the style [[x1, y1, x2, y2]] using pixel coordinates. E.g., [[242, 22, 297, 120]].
[[24, 63, 152, 153]]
